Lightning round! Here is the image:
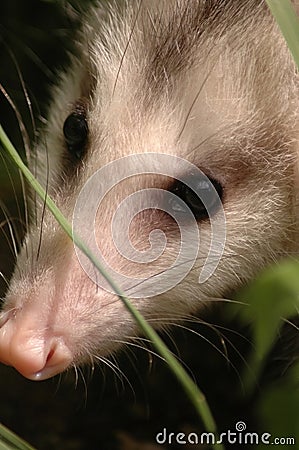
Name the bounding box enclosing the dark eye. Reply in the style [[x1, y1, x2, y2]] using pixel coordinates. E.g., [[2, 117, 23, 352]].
[[169, 175, 223, 221], [63, 111, 88, 159]]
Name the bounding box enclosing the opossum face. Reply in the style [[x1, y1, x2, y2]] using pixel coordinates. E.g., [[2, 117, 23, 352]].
[[0, 0, 299, 380]]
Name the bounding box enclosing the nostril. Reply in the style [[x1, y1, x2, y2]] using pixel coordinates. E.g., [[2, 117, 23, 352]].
[[29, 340, 73, 381], [46, 348, 55, 363]]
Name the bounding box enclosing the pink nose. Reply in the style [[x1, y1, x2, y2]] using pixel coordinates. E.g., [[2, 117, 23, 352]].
[[0, 310, 73, 380]]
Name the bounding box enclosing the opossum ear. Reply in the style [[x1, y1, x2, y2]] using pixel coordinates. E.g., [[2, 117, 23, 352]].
[[170, 176, 223, 221], [63, 111, 88, 159]]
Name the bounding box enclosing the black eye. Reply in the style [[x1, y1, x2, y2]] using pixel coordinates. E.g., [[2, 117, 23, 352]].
[[63, 111, 88, 159], [169, 175, 223, 221]]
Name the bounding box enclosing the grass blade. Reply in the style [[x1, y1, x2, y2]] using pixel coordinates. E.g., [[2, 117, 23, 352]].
[[266, 0, 299, 69], [0, 424, 36, 450]]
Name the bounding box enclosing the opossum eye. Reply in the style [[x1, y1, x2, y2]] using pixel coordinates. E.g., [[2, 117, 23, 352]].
[[63, 112, 88, 159], [170, 176, 223, 220]]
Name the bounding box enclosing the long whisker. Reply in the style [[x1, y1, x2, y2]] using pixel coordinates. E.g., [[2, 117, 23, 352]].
[[36, 139, 50, 262], [177, 53, 216, 141], [0, 83, 31, 161], [0, 207, 20, 263], [112, 0, 144, 97], [0, 84, 31, 261], [6, 48, 37, 158], [93, 354, 134, 396], [0, 271, 10, 290], [0, 150, 24, 234], [113, 338, 166, 363]]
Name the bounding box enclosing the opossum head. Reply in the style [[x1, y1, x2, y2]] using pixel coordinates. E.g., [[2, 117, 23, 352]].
[[0, 0, 299, 381]]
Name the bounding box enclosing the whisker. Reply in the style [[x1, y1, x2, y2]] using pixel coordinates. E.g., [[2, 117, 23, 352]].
[[0, 151, 25, 238], [93, 354, 133, 395], [0, 83, 31, 161], [177, 54, 216, 141], [113, 338, 166, 363], [36, 140, 50, 262], [0, 206, 20, 262], [281, 317, 299, 332], [113, 335, 197, 382], [6, 47, 37, 156], [171, 323, 236, 366], [72, 364, 79, 389], [77, 365, 88, 406], [0, 271, 10, 289], [112, 0, 144, 97]]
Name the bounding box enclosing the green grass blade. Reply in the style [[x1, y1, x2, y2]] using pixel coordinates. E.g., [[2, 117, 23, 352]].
[[0, 125, 224, 450], [266, 0, 299, 69], [0, 424, 36, 450]]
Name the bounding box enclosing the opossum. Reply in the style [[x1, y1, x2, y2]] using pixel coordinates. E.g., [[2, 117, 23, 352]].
[[0, 0, 299, 382]]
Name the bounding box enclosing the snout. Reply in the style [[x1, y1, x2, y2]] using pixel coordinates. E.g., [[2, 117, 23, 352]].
[[0, 308, 73, 380]]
